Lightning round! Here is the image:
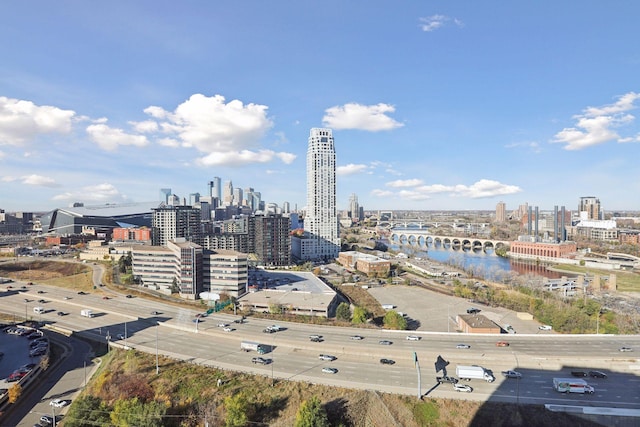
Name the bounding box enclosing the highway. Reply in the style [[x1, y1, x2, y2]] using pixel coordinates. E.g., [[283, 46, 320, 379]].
[[2, 282, 640, 408]]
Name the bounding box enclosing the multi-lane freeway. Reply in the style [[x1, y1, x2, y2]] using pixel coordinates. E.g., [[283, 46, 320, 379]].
[[2, 282, 640, 408]]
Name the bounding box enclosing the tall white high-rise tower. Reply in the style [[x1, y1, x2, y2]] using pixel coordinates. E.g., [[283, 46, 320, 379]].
[[302, 128, 340, 260]]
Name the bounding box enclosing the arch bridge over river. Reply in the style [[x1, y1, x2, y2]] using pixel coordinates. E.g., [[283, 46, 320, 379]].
[[389, 229, 509, 254]]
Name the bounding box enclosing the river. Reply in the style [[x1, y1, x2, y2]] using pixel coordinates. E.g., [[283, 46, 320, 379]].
[[383, 238, 564, 281]]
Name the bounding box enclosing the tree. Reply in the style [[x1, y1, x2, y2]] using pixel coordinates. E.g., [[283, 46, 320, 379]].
[[383, 310, 408, 330], [269, 304, 283, 315], [295, 396, 329, 427], [40, 354, 50, 370], [335, 302, 351, 321], [111, 397, 167, 427], [170, 278, 179, 294], [118, 252, 132, 273], [8, 383, 21, 403], [352, 306, 369, 324], [64, 396, 111, 427], [224, 392, 250, 427]]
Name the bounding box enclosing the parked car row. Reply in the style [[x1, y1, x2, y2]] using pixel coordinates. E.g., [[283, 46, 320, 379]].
[[6, 363, 37, 382]]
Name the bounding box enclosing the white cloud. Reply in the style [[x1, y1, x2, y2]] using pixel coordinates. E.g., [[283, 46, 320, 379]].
[[419, 15, 464, 32], [337, 163, 369, 176], [86, 122, 149, 151], [415, 184, 456, 194], [373, 179, 521, 200], [322, 103, 403, 131], [52, 183, 125, 203], [504, 141, 541, 153], [21, 174, 59, 187], [453, 179, 522, 198], [276, 152, 296, 164], [0, 96, 75, 145], [195, 149, 296, 167], [371, 189, 394, 197], [619, 133, 640, 143], [386, 179, 424, 188], [142, 93, 295, 166], [0, 150, 4, 159], [157, 137, 180, 148], [130, 119, 159, 133], [552, 92, 640, 150]]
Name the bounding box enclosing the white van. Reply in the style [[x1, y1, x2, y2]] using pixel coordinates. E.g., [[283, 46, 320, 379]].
[[33, 307, 45, 314]]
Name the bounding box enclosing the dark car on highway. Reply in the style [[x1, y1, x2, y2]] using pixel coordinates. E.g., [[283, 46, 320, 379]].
[[571, 371, 587, 377], [436, 376, 458, 384], [380, 358, 395, 365], [251, 357, 271, 365], [589, 370, 607, 378]]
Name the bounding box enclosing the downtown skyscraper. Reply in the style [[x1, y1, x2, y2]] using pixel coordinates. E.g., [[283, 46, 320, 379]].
[[298, 128, 340, 261]]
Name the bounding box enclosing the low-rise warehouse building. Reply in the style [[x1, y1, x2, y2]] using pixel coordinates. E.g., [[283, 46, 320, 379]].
[[238, 271, 339, 318], [456, 314, 501, 334]]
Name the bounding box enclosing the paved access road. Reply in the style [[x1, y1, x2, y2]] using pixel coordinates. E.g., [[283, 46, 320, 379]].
[[0, 282, 639, 408]]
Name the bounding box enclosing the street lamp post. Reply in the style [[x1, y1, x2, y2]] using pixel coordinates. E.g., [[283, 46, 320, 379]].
[[447, 305, 450, 333], [513, 351, 520, 405], [155, 322, 159, 375]]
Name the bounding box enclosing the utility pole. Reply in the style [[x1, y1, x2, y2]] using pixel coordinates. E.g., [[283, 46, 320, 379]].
[[414, 352, 421, 400], [156, 322, 159, 375]]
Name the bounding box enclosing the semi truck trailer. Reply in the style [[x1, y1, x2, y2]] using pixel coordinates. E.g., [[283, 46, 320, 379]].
[[456, 365, 495, 382], [241, 341, 269, 354]]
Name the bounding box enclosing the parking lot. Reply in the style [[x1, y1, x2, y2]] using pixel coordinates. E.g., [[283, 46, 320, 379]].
[[367, 284, 547, 334]]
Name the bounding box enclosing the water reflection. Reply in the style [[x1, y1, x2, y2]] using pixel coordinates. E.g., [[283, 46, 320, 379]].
[[385, 240, 563, 280]]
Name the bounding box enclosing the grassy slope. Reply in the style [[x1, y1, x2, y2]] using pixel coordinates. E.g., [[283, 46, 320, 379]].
[[79, 348, 598, 427]]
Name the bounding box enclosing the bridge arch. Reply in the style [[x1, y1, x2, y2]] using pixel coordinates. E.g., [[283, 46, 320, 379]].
[[387, 231, 508, 254]]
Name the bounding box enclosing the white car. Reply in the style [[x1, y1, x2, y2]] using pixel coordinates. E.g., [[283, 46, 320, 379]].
[[318, 354, 337, 361], [49, 398, 69, 408], [322, 367, 338, 374], [453, 383, 473, 393], [538, 325, 552, 331], [222, 327, 234, 332], [217, 323, 228, 328], [456, 343, 471, 349], [406, 335, 421, 341]]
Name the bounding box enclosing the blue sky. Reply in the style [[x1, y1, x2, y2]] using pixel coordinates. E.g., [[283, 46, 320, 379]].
[[1, 1, 639, 214]]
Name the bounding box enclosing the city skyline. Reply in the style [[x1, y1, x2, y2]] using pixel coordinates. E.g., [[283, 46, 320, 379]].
[[1, 2, 639, 213]]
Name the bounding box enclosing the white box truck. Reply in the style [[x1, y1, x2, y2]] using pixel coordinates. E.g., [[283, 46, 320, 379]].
[[553, 378, 594, 394], [33, 306, 45, 314], [241, 341, 268, 354], [80, 309, 94, 318], [456, 365, 495, 382]]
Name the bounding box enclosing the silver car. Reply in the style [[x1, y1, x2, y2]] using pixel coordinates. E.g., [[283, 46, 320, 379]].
[[318, 354, 337, 361], [453, 383, 473, 393]]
